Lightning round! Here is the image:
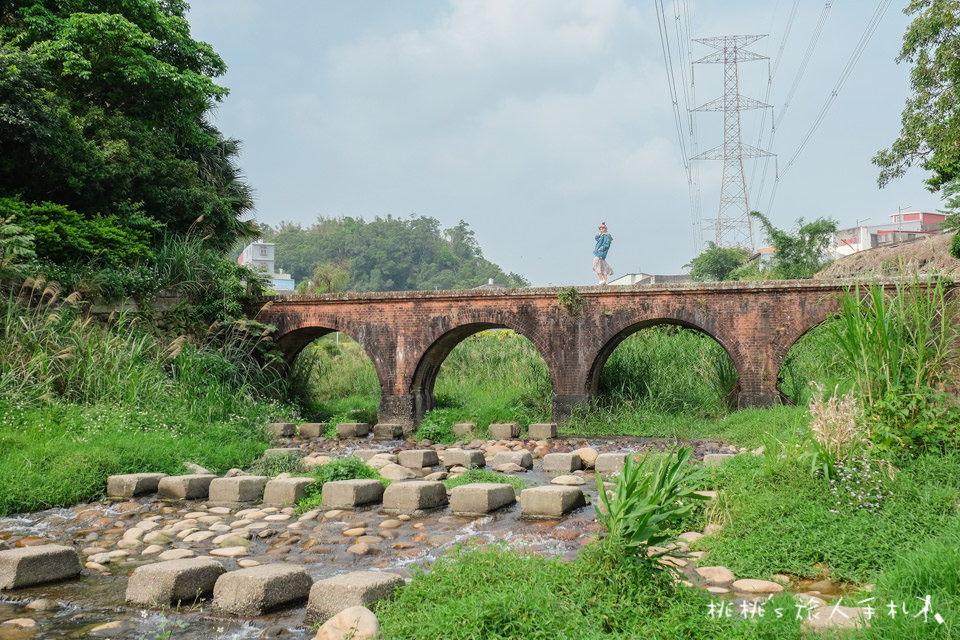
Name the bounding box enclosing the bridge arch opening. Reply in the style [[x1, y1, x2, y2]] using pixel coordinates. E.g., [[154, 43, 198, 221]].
[[777, 318, 841, 405], [588, 321, 740, 416], [282, 327, 383, 425], [410, 324, 552, 428]]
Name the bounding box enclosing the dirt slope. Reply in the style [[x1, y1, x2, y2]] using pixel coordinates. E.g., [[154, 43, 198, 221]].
[[815, 232, 960, 279]]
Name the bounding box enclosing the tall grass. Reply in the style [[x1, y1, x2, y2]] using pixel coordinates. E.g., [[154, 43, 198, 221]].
[[777, 319, 843, 404], [289, 334, 381, 421], [829, 278, 959, 404]]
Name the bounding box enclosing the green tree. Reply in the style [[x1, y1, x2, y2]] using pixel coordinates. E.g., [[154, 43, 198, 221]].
[[873, 0, 960, 191], [750, 211, 837, 279], [0, 0, 254, 260], [302, 262, 350, 294], [684, 242, 751, 281]]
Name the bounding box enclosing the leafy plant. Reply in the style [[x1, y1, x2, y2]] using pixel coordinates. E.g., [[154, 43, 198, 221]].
[[556, 286, 584, 315], [296, 457, 383, 512], [595, 447, 707, 560], [443, 467, 527, 494]]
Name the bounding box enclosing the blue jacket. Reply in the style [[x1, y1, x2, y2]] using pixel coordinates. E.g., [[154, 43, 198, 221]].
[[593, 233, 611, 259]]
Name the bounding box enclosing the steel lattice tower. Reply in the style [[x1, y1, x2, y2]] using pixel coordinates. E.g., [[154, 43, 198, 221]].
[[692, 35, 773, 252]]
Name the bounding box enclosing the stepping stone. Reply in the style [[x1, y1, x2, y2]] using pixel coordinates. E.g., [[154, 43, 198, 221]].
[[157, 474, 216, 500], [0, 545, 82, 589], [732, 579, 784, 593], [382, 481, 448, 515], [322, 479, 385, 509], [398, 450, 439, 469], [125, 558, 225, 606], [107, 473, 168, 498], [336, 423, 370, 438], [528, 423, 557, 439], [262, 477, 315, 506], [208, 476, 269, 504], [491, 451, 533, 470], [519, 486, 586, 519], [451, 423, 475, 438], [703, 453, 736, 466], [306, 571, 404, 621], [695, 566, 735, 583], [353, 449, 392, 463], [542, 453, 583, 472], [442, 449, 485, 469], [298, 423, 325, 438], [378, 463, 417, 481], [373, 423, 403, 439], [488, 423, 520, 439], [267, 423, 296, 437], [213, 564, 312, 616], [449, 483, 516, 516], [595, 453, 629, 475]]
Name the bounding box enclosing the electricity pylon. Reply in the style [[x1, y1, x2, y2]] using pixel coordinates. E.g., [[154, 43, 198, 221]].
[[692, 35, 773, 252]]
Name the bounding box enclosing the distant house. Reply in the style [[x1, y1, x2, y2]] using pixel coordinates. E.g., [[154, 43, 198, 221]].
[[829, 211, 947, 258], [238, 240, 296, 291], [608, 272, 692, 286]]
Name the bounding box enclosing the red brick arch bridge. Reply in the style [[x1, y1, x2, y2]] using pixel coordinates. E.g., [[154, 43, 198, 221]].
[[255, 281, 858, 430]]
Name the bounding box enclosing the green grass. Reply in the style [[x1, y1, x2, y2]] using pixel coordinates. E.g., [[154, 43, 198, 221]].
[[295, 457, 385, 513]]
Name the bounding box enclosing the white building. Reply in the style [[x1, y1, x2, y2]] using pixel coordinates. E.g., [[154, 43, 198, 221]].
[[238, 240, 296, 291], [829, 211, 947, 259]]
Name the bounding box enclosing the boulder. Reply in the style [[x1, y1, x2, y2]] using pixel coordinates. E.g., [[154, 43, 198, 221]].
[[572, 447, 599, 468], [315, 606, 381, 640]]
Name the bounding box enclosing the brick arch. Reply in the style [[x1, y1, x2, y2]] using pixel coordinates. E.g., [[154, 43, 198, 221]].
[[774, 314, 838, 404], [272, 319, 391, 406], [585, 317, 742, 396], [408, 318, 553, 423]]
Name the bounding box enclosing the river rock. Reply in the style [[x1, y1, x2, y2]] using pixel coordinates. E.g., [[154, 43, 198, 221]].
[[314, 605, 381, 640]]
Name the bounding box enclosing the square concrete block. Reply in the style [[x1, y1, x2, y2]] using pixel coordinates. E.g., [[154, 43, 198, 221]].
[[322, 479, 385, 509], [208, 476, 268, 503], [442, 449, 485, 469], [398, 450, 439, 469], [542, 453, 583, 473], [488, 423, 520, 439], [298, 423, 325, 438], [595, 453, 630, 476], [528, 423, 558, 439], [0, 545, 81, 589], [449, 483, 516, 516], [336, 423, 371, 438], [267, 422, 297, 437], [491, 451, 533, 469], [213, 564, 312, 616], [157, 474, 216, 500], [125, 558, 225, 606], [373, 423, 403, 439], [382, 481, 448, 514], [306, 571, 404, 621], [520, 486, 586, 519], [353, 449, 393, 462], [262, 477, 315, 506], [107, 473, 167, 498], [451, 423, 475, 438]]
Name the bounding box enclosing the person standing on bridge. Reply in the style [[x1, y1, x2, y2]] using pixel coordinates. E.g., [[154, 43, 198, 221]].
[[593, 222, 613, 285]]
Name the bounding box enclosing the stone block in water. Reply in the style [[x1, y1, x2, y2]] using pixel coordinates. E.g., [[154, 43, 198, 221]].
[[107, 473, 167, 498], [382, 481, 448, 515], [336, 423, 370, 438], [267, 422, 296, 437], [373, 423, 403, 439], [322, 479, 385, 509], [157, 474, 216, 500], [449, 483, 516, 516], [491, 451, 533, 470], [595, 453, 630, 476], [520, 486, 586, 519], [0, 545, 81, 589], [213, 564, 312, 616], [306, 571, 404, 621], [528, 423, 558, 439], [262, 477, 315, 506], [208, 476, 268, 504], [488, 423, 520, 439], [442, 449, 485, 469], [298, 422, 325, 438], [542, 453, 583, 473], [125, 558, 225, 606], [451, 423, 475, 438], [398, 449, 439, 469], [353, 449, 393, 463]]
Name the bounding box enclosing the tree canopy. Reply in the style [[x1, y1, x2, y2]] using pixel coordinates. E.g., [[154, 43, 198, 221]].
[[684, 242, 751, 282], [750, 211, 837, 280], [874, 0, 960, 191], [261, 216, 529, 292], [0, 0, 255, 262]]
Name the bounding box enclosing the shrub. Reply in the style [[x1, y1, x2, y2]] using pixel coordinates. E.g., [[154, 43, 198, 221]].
[[443, 467, 527, 494], [296, 457, 383, 512]]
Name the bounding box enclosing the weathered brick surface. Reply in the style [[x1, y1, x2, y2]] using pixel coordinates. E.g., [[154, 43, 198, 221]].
[[258, 282, 864, 428]]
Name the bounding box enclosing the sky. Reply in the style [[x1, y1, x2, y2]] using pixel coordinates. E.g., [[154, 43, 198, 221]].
[[187, 0, 943, 287]]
